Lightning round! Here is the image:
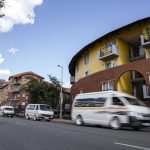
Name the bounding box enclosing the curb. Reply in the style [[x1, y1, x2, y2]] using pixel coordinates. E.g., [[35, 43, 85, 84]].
[[52, 119, 73, 125]]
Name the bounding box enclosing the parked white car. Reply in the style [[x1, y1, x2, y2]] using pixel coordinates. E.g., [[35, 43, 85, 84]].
[[0, 106, 15, 117], [71, 91, 150, 130], [25, 104, 54, 121]]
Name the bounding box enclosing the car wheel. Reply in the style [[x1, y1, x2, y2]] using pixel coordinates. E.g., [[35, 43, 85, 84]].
[[25, 114, 29, 120], [75, 115, 83, 126], [33, 115, 37, 121], [110, 117, 121, 130]]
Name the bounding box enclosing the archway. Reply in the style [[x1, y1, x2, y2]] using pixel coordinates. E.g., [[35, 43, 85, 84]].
[[117, 70, 146, 100]]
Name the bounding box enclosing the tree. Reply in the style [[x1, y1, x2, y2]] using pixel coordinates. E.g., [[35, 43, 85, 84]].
[[22, 75, 60, 109], [0, 0, 5, 17]]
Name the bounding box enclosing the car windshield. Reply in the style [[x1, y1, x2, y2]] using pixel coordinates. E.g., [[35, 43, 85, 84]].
[[124, 97, 146, 106], [5, 108, 13, 111], [40, 105, 51, 111]]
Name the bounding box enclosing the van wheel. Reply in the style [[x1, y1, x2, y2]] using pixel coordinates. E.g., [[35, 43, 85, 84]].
[[2, 113, 5, 117], [25, 114, 29, 120], [110, 117, 121, 130], [75, 115, 83, 126], [33, 115, 37, 121]]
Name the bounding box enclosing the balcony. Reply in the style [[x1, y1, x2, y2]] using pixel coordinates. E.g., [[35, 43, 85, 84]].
[[129, 47, 145, 62], [99, 44, 119, 61], [12, 81, 21, 85], [140, 33, 150, 48]]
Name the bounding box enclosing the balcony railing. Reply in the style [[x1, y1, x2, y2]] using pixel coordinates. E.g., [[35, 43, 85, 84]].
[[99, 44, 119, 61], [140, 32, 150, 48]]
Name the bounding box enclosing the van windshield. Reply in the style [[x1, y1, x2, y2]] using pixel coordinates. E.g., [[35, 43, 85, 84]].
[[40, 105, 51, 111], [5, 108, 13, 111], [124, 97, 146, 106]]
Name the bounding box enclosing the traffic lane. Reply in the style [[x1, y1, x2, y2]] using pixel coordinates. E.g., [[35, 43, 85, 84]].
[[0, 117, 150, 150]]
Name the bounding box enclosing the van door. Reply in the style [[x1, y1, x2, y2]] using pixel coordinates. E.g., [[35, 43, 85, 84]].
[[108, 97, 128, 124], [28, 105, 35, 118]]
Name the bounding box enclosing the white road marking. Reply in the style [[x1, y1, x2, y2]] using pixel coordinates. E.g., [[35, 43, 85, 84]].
[[16, 122, 26, 126], [115, 142, 150, 150]]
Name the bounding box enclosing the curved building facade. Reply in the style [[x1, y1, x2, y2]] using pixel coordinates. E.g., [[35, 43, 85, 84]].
[[69, 17, 150, 103]]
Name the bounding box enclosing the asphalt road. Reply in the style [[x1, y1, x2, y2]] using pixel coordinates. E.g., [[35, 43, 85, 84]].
[[0, 117, 150, 150]]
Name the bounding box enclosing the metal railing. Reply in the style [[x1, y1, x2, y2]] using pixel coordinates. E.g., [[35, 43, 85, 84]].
[[99, 44, 119, 58], [140, 32, 150, 46]]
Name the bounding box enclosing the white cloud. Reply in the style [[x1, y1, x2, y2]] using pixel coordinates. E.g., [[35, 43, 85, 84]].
[[0, 0, 43, 32], [0, 53, 5, 64], [63, 82, 72, 88], [8, 47, 18, 54], [0, 69, 11, 76]]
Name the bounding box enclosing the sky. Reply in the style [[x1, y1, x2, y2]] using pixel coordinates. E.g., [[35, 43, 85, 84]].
[[0, 0, 150, 87]]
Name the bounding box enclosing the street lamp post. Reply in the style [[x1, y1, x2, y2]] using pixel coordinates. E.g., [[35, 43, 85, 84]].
[[57, 65, 63, 119]]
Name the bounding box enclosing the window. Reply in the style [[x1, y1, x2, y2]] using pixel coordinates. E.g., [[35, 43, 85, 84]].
[[22, 93, 26, 97], [102, 81, 114, 91], [84, 71, 89, 77], [80, 90, 83, 94], [112, 97, 124, 106], [106, 41, 116, 51], [36, 105, 39, 110], [75, 98, 106, 107], [84, 52, 89, 64], [105, 61, 117, 69], [124, 97, 145, 106]]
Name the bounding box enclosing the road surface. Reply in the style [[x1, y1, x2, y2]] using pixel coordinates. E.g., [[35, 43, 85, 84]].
[[0, 117, 150, 150]]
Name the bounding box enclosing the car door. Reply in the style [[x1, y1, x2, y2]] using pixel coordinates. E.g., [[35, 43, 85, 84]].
[[108, 97, 127, 124]]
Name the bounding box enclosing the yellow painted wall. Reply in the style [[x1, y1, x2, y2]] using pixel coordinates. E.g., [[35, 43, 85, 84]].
[[75, 21, 149, 82], [117, 72, 132, 94], [117, 38, 129, 65]]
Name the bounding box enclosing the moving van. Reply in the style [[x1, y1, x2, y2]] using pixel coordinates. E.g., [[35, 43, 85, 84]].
[[25, 104, 54, 121], [71, 91, 150, 130], [0, 106, 15, 117]]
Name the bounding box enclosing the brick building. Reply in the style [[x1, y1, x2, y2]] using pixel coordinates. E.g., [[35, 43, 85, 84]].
[[69, 17, 150, 104], [0, 71, 44, 108]]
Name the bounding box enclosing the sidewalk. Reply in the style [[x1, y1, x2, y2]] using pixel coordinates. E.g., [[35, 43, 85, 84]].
[[52, 118, 73, 124]]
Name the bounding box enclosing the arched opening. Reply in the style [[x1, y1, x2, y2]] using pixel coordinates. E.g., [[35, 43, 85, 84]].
[[117, 70, 146, 100]]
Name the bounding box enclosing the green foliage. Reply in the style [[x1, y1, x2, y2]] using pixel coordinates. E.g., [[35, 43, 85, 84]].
[[22, 75, 61, 109]]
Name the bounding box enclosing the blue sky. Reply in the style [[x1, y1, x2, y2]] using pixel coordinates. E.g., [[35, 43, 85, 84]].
[[0, 0, 150, 87]]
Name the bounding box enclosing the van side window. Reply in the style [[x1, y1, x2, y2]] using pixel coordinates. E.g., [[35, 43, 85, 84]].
[[112, 97, 124, 106], [26, 105, 31, 110], [30, 105, 35, 110], [36, 105, 39, 110], [75, 98, 106, 107]]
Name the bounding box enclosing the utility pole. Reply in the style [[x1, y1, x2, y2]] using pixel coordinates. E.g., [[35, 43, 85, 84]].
[[57, 65, 63, 119]]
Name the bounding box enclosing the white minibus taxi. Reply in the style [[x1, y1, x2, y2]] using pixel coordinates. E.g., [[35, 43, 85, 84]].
[[71, 91, 150, 130], [25, 104, 54, 121], [0, 106, 15, 117]]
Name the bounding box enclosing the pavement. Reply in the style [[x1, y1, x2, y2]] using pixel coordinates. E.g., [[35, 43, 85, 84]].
[[0, 117, 150, 150]]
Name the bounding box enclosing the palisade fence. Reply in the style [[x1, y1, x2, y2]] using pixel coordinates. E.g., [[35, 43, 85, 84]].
[[14, 107, 25, 117]]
